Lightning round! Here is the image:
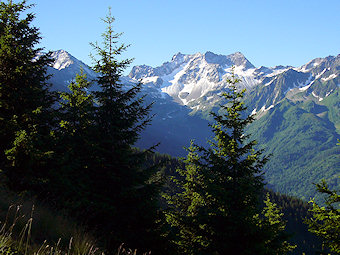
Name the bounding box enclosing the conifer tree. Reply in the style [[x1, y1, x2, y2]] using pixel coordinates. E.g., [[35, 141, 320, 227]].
[[306, 180, 340, 254], [255, 194, 296, 254], [52, 70, 96, 207], [0, 0, 55, 193], [164, 72, 271, 254], [305, 140, 340, 254], [87, 8, 162, 251]]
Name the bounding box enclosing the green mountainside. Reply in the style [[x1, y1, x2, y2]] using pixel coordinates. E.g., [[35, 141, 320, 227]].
[[247, 94, 340, 201], [242, 63, 340, 200]]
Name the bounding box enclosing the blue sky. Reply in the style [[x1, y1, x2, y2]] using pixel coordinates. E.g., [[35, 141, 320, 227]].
[[32, 0, 340, 72]]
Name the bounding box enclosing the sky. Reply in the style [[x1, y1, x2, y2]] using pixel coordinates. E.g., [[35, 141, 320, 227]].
[[30, 0, 340, 73]]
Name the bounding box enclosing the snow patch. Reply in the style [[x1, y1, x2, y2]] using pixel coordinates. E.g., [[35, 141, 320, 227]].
[[142, 76, 159, 84], [315, 69, 327, 79], [321, 74, 337, 82], [325, 90, 334, 97], [266, 67, 290, 77], [264, 79, 274, 87], [299, 84, 311, 91], [259, 104, 275, 113], [312, 91, 323, 101], [298, 74, 314, 91]]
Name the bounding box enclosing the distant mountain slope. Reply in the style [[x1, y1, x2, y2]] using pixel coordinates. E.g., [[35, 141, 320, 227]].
[[47, 50, 340, 200], [247, 98, 340, 200]]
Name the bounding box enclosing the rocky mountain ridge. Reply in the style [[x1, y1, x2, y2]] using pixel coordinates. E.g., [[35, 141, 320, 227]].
[[128, 51, 339, 119]]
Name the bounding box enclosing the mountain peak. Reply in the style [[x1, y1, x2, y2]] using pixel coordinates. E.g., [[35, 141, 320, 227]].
[[170, 52, 187, 66], [233, 51, 245, 56], [48, 50, 97, 92], [203, 51, 227, 65], [227, 51, 255, 69], [202, 51, 253, 68], [51, 50, 74, 70], [172, 52, 184, 60]]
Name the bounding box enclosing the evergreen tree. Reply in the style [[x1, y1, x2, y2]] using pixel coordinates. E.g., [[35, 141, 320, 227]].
[[0, 0, 55, 193], [163, 142, 214, 255], [306, 180, 340, 254], [255, 193, 296, 255], [163, 72, 292, 254], [87, 8, 162, 252], [52, 70, 96, 208]]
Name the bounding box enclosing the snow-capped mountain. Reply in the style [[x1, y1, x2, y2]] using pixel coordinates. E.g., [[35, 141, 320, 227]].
[[129, 51, 260, 107], [247, 54, 340, 117], [48, 50, 339, 117], [129, 51, 339, 117], [47, 50, 97, 91], [47, 49, 339, 124]]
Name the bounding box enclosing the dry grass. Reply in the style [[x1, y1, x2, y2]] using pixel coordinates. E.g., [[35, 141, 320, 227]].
[[0, 185, 104, 255], [0, 204, 105, 255], [116, 244, 151, 255], [0, 187, 151, 255]]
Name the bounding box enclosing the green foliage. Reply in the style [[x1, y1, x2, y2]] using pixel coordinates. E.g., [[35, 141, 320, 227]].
[[163, 142, 213, 254], [306, 180, 340, 254], [51, 70, 96, 207], [0, 2, 163, 252], [0, 0, 55, 193], [1, 2, 326, 254], [255, 194, 297, 254], [266, 190, 322, 254], [59, 69, 95, 134], [163, 71, 293, 254]]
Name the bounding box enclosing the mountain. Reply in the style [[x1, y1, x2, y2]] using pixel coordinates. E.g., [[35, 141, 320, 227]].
[[244, 55, 340, 200], [47, 50, 340, 201], [129, 52, 258, 110], [128, 51, 295, 115], [246, 55, 340, 119]]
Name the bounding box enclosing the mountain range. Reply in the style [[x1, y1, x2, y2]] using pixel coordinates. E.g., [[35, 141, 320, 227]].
[[47, 49, 340, 201]]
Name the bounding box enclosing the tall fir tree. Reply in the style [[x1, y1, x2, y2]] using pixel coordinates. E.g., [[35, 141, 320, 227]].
[[87, 8, 163, 252], [163, 71, 293, 254], [0, 0, 55, 193]]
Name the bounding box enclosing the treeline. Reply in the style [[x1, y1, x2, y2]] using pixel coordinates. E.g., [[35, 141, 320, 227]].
[[0, 1, 339, 255]]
